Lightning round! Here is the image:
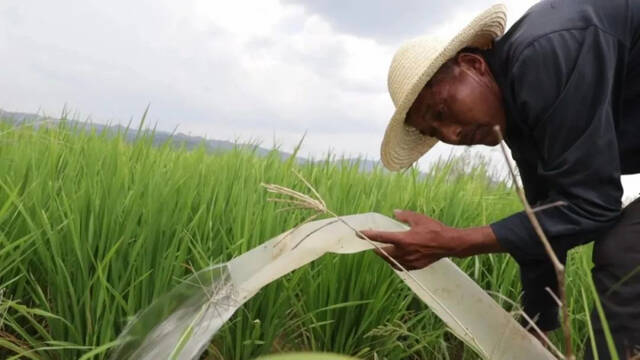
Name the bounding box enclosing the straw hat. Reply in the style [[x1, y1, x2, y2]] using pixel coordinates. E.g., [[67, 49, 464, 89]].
[[380, 4, 507, 171]]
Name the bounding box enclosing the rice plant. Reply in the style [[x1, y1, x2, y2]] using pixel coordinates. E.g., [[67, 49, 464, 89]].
[[0, 118, 598, 359]]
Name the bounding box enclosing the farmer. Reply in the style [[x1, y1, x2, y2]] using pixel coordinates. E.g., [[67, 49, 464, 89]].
[[360, 1, 640, 358]]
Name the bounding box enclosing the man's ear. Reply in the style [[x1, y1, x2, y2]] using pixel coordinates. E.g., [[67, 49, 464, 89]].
[[457, 53, 488, 76]]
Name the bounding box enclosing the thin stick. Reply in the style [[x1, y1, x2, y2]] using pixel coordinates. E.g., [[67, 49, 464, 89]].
[[532, 201, 567, 213], [545, 287, 563, 308], [494, 125, 574, 359]]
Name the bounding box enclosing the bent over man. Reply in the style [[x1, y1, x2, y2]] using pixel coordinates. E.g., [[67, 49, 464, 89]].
[[362, 1, 640, 358]]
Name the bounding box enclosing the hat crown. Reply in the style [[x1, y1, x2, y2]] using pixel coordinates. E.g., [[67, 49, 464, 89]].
[[381, 4, 507, 172], [387, 36, 446, 108]]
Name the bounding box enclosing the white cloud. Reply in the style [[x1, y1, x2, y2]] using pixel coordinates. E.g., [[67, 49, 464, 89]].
[[0, 0, 391, 138], [1, 0, 638, 200]]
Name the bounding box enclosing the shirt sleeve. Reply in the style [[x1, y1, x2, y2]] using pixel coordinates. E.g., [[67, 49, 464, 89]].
[[491, 27, 623, 264]]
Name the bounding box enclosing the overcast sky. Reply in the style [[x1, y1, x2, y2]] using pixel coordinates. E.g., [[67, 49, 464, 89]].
[[1, 0, 639, 200]]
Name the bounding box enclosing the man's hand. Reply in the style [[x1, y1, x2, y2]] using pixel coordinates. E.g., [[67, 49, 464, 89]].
[[359, 210, 504, 271], [359, 210, 455, 270]]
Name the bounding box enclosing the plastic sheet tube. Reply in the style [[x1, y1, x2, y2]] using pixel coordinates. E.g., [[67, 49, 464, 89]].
[[110, 213, 555, 360]]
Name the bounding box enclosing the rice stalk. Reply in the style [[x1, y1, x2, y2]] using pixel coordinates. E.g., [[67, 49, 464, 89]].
[[494, 125, 573, 360]]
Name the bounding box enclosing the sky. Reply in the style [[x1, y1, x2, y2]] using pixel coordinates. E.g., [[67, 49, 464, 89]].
[[1, 0, 639, 201]]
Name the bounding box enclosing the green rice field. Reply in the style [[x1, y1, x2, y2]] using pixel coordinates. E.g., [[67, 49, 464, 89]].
[[0, 119, 600, 359]]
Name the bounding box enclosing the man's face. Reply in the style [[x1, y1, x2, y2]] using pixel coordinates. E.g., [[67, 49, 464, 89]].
[[405, 53, 506, 146]]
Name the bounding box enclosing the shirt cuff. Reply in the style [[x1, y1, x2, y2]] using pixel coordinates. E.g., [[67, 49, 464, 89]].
[[490, 211, 547, 263]]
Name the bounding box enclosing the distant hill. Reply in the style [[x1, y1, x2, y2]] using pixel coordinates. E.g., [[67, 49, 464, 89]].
[[0, 109, 381, 172]]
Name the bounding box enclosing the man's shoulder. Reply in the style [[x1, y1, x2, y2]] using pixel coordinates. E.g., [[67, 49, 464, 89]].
[[498, 0, 630, 61]]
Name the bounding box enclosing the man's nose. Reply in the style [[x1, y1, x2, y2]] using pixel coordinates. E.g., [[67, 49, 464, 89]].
[[439, 123, 462, 144]]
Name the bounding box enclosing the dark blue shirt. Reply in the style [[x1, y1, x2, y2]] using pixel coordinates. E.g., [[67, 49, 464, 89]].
[[484, 0, 640, 329]]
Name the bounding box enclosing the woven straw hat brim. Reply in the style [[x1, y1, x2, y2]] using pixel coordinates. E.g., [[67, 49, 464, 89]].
[[381, 4, 507, 171]]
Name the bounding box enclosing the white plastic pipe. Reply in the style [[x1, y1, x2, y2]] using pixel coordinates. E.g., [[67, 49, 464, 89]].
[[113, 213, 556, 360], [228, 213, 554, 360]]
